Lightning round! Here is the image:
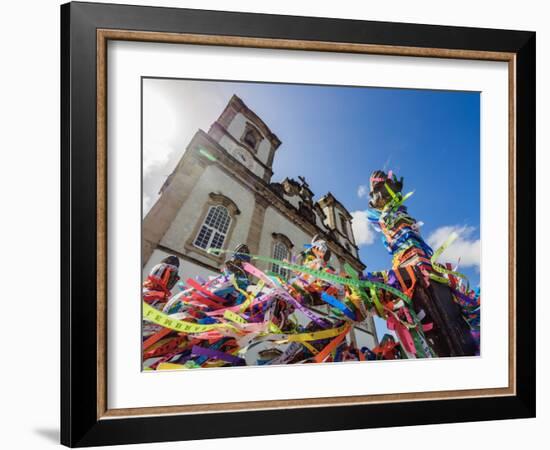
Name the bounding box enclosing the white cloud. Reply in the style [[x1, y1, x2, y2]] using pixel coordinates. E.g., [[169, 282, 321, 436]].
[[143, 142, 176, 177], [426, 225, 480, 268], [351, 210, 376, 246], [142, 79, 228, 216], [357, 184, 369, 199]]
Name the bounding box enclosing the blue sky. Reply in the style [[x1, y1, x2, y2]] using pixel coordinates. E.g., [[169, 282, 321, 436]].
[[143, 78, 481, 289], [215, 81, 480, 286]]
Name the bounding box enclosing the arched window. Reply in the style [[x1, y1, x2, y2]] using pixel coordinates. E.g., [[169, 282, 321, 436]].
[[193, 205, 232, 250], [272, 240, 290, 279]]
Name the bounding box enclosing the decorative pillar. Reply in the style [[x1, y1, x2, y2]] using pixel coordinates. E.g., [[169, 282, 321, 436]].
[[245, 192, 270, 255]]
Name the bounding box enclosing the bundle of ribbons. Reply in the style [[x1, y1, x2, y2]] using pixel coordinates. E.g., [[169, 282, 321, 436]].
[[366, 171, 481, 353], [142, 247, 473, 370], [142, 173, 480, 370]]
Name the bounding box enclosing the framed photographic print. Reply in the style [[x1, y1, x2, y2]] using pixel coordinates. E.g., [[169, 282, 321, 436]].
[[61, 1, 536, 447]]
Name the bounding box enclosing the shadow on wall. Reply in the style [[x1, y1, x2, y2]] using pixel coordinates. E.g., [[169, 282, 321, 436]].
[[33, 428, 59, 444]]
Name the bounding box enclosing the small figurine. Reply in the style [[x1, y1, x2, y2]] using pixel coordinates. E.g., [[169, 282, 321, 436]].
[[222, 244, 251, 279], [301, 234, 331, 270], [142, 255, 180, 306], [368, 169, 404, 210]]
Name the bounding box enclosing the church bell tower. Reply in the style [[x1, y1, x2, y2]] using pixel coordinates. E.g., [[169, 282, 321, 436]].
[[206, 95, 282, 182]]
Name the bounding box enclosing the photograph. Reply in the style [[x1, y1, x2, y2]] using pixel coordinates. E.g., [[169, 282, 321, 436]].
[[141, 78, 481, 370], [56, 2, 537, 446]]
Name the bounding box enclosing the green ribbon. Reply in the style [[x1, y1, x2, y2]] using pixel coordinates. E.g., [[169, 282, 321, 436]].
[[430, 233, 469, 288], [209, 248, 412, 305]]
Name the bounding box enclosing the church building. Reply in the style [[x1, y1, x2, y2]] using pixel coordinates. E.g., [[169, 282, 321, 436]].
[[142, 94, 376, 346]]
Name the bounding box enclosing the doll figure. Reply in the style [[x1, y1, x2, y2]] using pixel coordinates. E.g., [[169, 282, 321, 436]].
[[301, 234, 331, 271], [142, 255, 180, 306], [222, 244, 251, 279]]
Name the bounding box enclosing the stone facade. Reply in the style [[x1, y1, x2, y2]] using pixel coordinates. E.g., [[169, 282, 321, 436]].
[[142, 96, 365, 277], [142, 94, 376, 345]]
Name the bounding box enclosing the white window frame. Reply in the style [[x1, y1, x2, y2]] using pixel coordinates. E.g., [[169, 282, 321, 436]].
[[272, 240, 290, 278], [193, 204, 232, 251]]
